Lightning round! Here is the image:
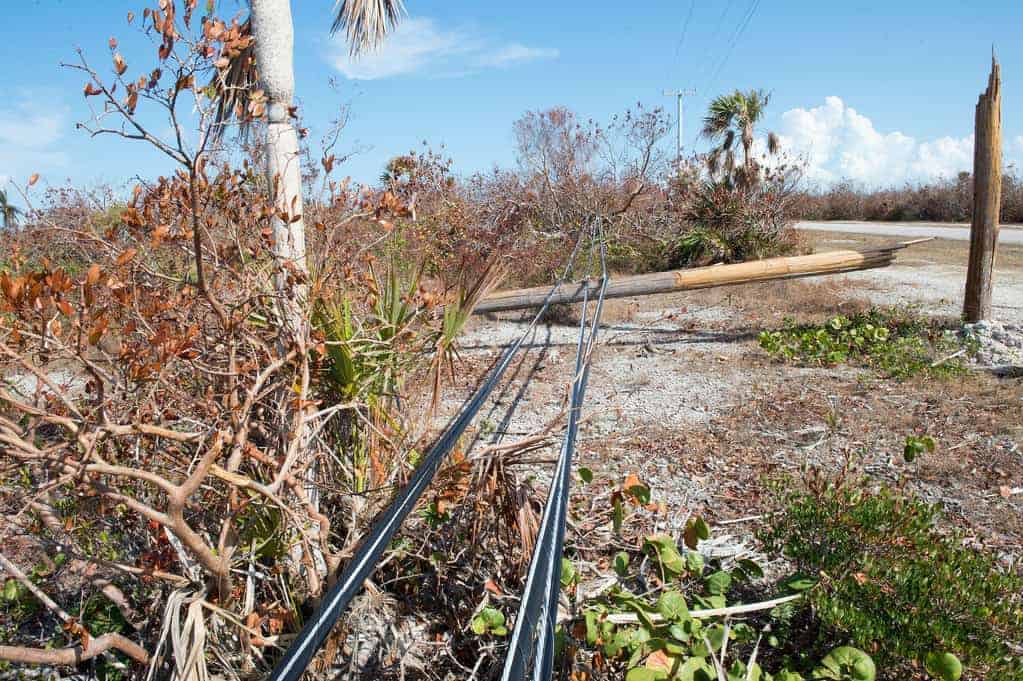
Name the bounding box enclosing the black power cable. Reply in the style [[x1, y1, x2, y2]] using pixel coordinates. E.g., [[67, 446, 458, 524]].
[[266, 228, 590, 681], [501, 220, 609, 681]]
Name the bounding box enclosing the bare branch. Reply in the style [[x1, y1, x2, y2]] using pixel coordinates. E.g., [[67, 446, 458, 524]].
[[0, 633, 149, 665]]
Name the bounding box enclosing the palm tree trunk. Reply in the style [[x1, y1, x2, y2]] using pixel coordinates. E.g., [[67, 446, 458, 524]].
[[742, 126, 754, 181], [248, 0, 324, 586], [249, 0, 308, 299]]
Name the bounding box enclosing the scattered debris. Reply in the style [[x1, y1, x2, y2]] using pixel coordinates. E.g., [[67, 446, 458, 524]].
[[962, 320, 1023, 367]]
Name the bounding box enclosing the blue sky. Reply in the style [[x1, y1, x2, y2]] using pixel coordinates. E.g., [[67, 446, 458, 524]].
[[3, 0, 1022, 196]]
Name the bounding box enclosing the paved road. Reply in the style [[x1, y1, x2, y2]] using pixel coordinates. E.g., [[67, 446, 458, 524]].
[[796, 220, 1023, 245]]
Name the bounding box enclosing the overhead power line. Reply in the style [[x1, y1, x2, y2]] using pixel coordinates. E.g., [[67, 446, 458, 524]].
[[667, 0, 698, 81], [687, 0, 762, 151], [705, 0, 764, 96]]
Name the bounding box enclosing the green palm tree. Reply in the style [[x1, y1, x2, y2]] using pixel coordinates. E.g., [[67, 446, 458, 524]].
[[0, 189, 22, 229], [701, 89, 779, 187]]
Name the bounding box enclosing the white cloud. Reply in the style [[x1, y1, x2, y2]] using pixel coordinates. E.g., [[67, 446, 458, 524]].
[[0, 98, 70, 185], [761, 96, 976, 188], [476, 43, 560, 69], [328, 17, 558, 80]]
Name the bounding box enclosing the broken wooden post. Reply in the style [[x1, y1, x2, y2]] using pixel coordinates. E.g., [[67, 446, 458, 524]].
[[475, 241, 928, 314], [964, 55, 1002, 322]]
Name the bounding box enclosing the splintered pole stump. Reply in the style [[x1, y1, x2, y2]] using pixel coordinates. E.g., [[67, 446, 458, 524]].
[[964, 55, 1002, 322]]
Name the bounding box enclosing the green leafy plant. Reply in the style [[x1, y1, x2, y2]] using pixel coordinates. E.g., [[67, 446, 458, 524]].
[[561, 557, 579, 587], [420, 500, 450, 529], [1, 578, 38, 623], [78, 591, 133, 680], [812, 646, 875, 680], [237, 500, 288, 560], [566, 484, 878, 681], [760, 484, 1023, 680], [924, 652, 963, 681], [471, 606, 508, 637], [758, 308, 972, 379], [902, 434, 935, 463], [312, 258, 423, 492], [314, 258, 422, 404]]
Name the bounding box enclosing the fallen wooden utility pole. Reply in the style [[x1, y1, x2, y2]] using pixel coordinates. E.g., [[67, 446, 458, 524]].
[[475, 240, 929, 314]]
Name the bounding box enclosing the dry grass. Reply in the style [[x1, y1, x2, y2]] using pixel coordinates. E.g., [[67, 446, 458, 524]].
[[683, 278, 873, 325]]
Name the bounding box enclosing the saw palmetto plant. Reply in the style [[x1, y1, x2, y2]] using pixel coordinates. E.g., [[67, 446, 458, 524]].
[[313, 258, 422, 491]]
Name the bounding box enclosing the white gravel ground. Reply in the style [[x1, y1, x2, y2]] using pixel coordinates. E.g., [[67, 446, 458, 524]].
[[448, 256, 1023, 462], [837, 264, 1023, 325], [455, 303, 755, 440]]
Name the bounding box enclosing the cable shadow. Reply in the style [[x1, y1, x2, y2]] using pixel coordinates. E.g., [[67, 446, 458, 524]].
[[464, 323, 553, 454], [458, 327, 760, 353]]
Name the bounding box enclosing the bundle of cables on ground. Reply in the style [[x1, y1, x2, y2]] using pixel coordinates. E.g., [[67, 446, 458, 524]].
[[268, 220, 609, 681]]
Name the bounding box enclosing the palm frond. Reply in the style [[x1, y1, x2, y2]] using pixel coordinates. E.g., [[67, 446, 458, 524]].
[[331, 0, 406, 57], [739, 89, 770, 131], [701, 92, 741, 140], [749, 89, 770, 117], [767, 131, 780, 155], [430, 261, 507, 414]]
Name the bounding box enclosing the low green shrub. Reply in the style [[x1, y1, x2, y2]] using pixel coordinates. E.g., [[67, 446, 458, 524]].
[[758, 308, 972, 378], [665, 223, 798, 269], [548, 476, 879, 680], [570, 522, 876, 681], [760, 485, 1023, 680]]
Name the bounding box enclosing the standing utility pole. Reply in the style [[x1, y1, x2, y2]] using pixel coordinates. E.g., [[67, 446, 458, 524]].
[[964, 54, 1002, 322], [664, 89, 696, 167]]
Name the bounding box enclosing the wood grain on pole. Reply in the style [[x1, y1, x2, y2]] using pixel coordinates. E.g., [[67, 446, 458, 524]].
[[964, 56, 1002, 322], [474, 242, 923, 314]]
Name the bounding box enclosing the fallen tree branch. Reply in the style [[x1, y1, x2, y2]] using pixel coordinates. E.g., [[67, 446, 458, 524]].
[[602, 594, 802, 625], [0, 633, 149, 665]]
